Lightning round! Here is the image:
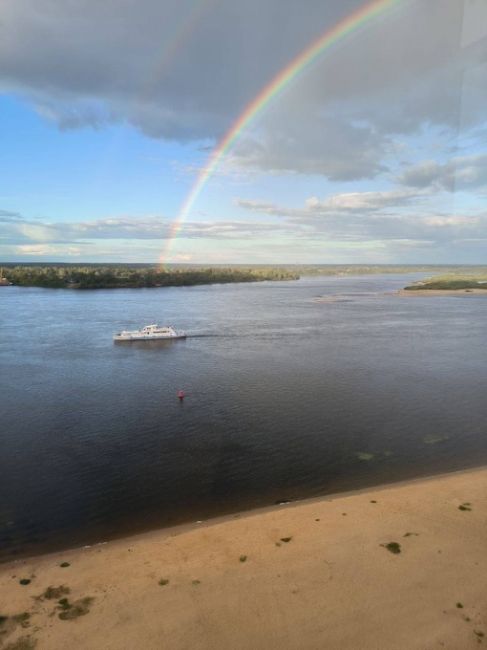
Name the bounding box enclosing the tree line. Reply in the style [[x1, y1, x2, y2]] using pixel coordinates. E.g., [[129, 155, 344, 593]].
[[3, 265, 300, 289]]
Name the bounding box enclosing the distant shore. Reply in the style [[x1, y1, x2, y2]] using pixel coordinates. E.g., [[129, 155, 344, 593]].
[[2, 467, 486, 649], [398, 288, 487, 296]]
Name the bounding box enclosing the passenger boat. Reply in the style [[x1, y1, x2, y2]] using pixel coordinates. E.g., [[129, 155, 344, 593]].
[[113, 324, 186, 341]]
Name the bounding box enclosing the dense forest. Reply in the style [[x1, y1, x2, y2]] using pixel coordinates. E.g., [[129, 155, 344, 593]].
[[3, 264, 487, 290], [1, 265, 299, 289]]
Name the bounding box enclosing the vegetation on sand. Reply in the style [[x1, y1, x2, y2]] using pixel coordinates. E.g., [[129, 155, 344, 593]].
[[404, 272, 487, 291], [42, 585, 70, 600], [382, 542, 401, 554], [57, 596, 94, 620]]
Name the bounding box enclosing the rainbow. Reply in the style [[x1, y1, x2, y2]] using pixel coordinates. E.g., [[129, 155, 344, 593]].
[[160, 0, 401, 264]]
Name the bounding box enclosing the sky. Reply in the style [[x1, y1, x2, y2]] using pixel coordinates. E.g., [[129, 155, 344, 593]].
[[1, 0, 487, 264]]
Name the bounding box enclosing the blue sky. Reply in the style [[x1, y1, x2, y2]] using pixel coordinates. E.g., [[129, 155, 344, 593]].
[[1, 0, 487, 263]]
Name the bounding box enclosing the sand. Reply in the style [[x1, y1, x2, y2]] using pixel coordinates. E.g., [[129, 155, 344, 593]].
[[1, 468, 486, 650], [397, 288, 487, 296]]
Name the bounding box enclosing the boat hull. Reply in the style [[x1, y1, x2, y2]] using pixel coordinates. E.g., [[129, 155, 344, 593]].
[[113, 333, 186, 341]]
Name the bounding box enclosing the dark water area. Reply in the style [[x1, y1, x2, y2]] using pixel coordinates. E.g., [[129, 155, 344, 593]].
[[1, 274, 487, 560]]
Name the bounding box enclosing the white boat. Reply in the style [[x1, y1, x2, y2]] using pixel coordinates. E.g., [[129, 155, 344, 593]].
[[113, 324, 186, 341]]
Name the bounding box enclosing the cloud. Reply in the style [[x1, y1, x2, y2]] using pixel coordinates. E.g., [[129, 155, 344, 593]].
[[304, 188, 430, 212], [2, 0, 487, 179], [237, 190, 487, 246], [0, 209, 23, 221], [422, 215, 480, 227], [237, 187, 430, 218], [2, 205, 487, 263], [16, 244, 84, 256], [0, 213, 292, 246], [231, 118, 389, 180], [398, 154, 487, 191]]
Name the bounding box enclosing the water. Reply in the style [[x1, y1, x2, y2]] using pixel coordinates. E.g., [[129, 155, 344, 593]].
[[1, 274, 487, 559]]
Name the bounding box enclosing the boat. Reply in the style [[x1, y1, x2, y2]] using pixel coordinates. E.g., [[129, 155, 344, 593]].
[[113, 324, 186, 341]]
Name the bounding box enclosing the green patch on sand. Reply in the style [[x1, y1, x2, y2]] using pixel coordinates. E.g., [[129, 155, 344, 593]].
[[41, 585, 70, 600], [381, 542, 401, 554], [57, 596, 94, 621], [11, 613, 30, 629], [0, 613, 33, 648]]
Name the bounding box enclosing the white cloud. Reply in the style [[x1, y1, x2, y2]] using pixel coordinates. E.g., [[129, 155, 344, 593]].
[[423, 215, 479, 227], [305, 188, 429, 212]]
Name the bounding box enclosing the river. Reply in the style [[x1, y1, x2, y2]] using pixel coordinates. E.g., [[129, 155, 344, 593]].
[[1, 273, 486, 559]]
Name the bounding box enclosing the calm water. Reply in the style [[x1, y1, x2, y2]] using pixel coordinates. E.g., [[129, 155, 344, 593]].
[[1, 274, 487, 559]]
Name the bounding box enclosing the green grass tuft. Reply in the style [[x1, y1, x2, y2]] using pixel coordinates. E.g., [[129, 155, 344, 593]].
[[42, 585, 70, 600], [382, 542, 401, 554], [12, 613, 30, 628], [58, 596, 94, 621]]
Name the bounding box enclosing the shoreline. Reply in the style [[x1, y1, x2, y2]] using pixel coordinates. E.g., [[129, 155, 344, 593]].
[[397, 288, 487, 296], [2, 466, 487, 648], [4, 463, 486, 566]]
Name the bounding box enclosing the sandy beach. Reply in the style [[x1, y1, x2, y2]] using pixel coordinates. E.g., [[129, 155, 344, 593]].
[[1, 468, 486, 650]]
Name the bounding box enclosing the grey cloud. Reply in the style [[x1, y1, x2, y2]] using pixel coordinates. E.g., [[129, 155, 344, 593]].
[[233, 117, 389, 180], [0, 209, 24, 221], [398, 154, 487, 191], [2, 1, 487, 179]]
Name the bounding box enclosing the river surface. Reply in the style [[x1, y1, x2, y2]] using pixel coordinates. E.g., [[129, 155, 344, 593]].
[[1, 274, 487, 559]]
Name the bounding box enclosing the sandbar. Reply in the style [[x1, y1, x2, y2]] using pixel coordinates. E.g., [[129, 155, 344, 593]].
[[397, 288, 487, 296]]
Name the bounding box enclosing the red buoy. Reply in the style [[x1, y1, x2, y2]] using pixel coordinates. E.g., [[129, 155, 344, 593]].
[[177, 390, 185, 401]]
